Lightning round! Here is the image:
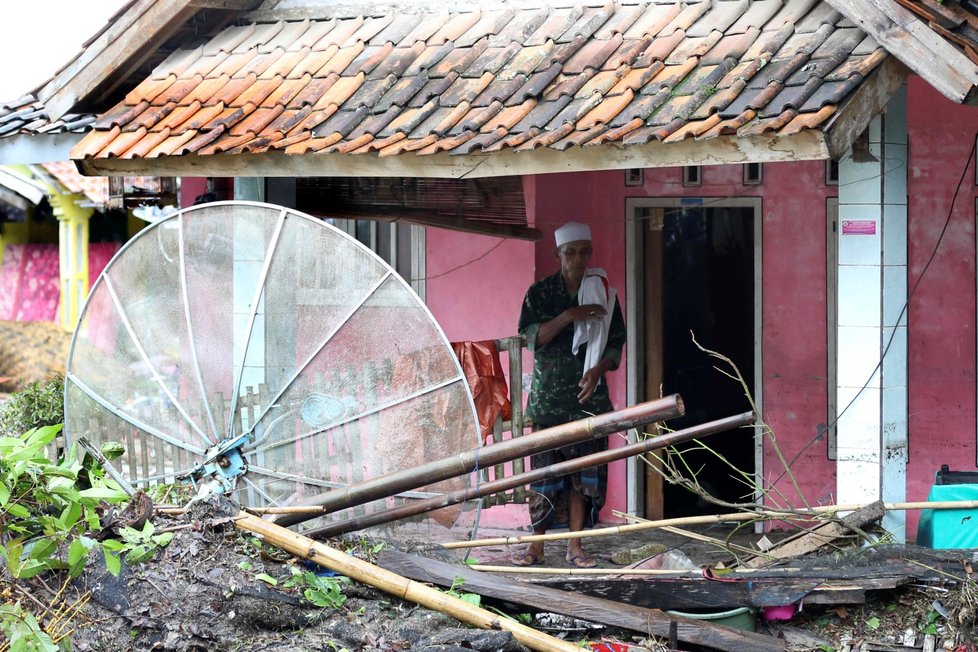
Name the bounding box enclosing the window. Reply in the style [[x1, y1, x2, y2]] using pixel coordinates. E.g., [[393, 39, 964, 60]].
[[328, 219, 426, 299], [625, 169, 643, 186], [683, 165, 701, 186], [743, 162, 762, 185], [826, 159, 839, 186]]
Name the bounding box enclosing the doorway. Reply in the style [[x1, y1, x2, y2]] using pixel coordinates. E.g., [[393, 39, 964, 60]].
[[627, 198, 762, 519]]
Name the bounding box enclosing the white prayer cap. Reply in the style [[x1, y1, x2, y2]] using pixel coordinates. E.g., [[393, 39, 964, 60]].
[[554, 222, 591, 248]]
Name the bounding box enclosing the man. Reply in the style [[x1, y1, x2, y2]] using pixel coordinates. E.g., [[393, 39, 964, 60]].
[[514, 221, 626, 568]]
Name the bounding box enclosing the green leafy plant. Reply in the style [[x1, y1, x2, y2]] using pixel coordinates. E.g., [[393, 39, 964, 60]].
[[0, 376, 65, 438], [445, 576, 482, 607], [99, 520, 173, 574], [281, 565, 349, 608]]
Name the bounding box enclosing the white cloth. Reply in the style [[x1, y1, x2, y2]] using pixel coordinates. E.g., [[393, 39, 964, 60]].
[[572, 268, 616, 372]]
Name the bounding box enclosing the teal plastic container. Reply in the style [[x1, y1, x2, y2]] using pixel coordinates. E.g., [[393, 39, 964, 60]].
[[917, 466, 978, 548]]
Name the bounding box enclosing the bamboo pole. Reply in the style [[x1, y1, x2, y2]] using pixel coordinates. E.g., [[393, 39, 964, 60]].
[[234, 513, 581, 652], [274, 394, 684, 527], [305, 411, 754, 539], [441, 500, 978, 550]]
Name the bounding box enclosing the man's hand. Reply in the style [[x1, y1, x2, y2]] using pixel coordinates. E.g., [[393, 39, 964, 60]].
[[578, 367, 603, 403], [568, 304, 606, 322]]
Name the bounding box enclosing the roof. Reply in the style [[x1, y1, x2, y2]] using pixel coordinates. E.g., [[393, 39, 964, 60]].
[[39, 162, 110, 207], [69, 0, 903, 177], [4, 0, 977, 177]]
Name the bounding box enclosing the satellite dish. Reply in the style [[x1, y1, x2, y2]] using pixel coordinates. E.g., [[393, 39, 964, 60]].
[[64, 201, 482, 538]]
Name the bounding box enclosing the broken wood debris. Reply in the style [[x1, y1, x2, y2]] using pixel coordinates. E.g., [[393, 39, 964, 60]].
[[379, 549, 786, 652]]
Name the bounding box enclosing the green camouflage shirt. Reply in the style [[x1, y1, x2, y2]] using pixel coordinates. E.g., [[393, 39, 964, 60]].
[[518, 271, 626, 425]]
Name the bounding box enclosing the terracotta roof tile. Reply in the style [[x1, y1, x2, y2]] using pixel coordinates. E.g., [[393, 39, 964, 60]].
[[428, 10, 482, 45], [404, 42, 455, 76], [343, 43, 396, 76], [124, 76, 177, 105], [472, 73, 528, 106], [368, 43, 426, 79], [481, 99, 536, 131], [96, 101, 151, 129], [727, 0, 782, 34], [527, 6, 584, 46], [207, 51, 257, 79], [182, 75, 232, 105], [172, 103, 228, 133], [290, 19, 336, 51], [379, 102, 437, 136], [634, 29, 687, 65], [70, 1, 909, 163], [457, 9, 515, 47], [287, 45, 340, 79], [487, 9, 546, 47], [688, 1, 750, 37], [564, 5, 616, 43], [311, 17, 365, 49], [405, 102, 470, 137], [315, 43, 365, 77], [605, 36, 653, 69], [595, 3, 645, 39], [544, 69, 596, 100], [398, 10, 450, 45], [660, 2, 712, 37], [430, 39, 489, 78], [608, 62, 664, 94], [369, 14, 422, 46], [347, 106, 402, 139], [440, 73, 494, 105], [510, 63, 562, 104], [578, 88, 635, 129], [130, 102, 176, 131], [512, 95, 573, 132], [346, 75, 399, 108], [577, 68, 628, 97], [701, 28, 761, 65], [347, 15, 396, 47], [450, 101, 504, 134], [418, 130, 476, 155], [794, 3, 843, 33], [666, 32, 724, 63], [552, 122, 608, 149], [121, 128, 170, 159], [286, 76, 336, 109], [204, 24, 256, 56], [623, 3, 682, 39], [148, 129, 198, 157], [312, 106, 370, 138], [407, 73, 458, 107], [464, 42, 522, 77], [311, 73, 364, 109], [374, 72, 430, 112]]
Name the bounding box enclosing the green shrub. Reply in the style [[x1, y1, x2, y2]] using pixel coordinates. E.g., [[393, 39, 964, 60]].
[[0, 376, 65, 438]]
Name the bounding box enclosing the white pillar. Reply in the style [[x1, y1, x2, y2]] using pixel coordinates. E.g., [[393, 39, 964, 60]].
[[835, 86, 908, 540]]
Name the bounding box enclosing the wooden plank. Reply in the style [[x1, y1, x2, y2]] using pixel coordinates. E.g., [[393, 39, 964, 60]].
[[76, 129, 832, 179], [643, 208, 665, 520], [379, 550, 786, 652], [528, 575, 904, 609], [825, 0, 978, 102], [742, 501, 886, 568], [39, 0, 200, 120]]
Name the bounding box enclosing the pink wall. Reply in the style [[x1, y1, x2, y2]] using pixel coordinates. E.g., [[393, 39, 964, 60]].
[[905, 76, 978, 537], [424, 76, 978, 537]]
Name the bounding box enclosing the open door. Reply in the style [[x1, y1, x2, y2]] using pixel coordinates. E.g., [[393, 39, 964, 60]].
[[632, 198, 761, 518]]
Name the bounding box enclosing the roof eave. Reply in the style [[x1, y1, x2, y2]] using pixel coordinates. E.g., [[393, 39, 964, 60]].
[[825, 0, 978, 104]]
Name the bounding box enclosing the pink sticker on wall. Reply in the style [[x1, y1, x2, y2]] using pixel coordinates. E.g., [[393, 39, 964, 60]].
[[841, 219, 877, 235]]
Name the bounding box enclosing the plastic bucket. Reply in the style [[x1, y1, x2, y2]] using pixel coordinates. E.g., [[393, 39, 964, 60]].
[[665, 606, 757, 632]]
